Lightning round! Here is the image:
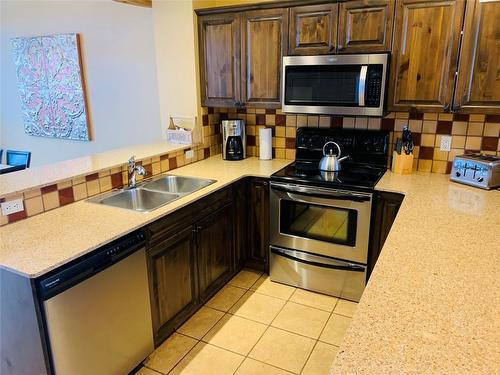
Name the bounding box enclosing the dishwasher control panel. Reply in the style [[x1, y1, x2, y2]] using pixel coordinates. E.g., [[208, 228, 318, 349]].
[[37, 230, 146, 300]]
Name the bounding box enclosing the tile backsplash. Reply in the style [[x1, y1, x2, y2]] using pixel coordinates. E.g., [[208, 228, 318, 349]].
[[208, 107, 500, 174], [0, 107, 222, 226]]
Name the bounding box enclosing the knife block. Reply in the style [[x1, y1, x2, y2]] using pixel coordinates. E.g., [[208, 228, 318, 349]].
[[391, 152, 414, 174]]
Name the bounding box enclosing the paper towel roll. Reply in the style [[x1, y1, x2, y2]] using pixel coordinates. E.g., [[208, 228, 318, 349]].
[[259, 128, 272, 160]]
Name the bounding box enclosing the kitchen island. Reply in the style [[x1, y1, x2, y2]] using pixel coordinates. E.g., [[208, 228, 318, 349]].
[[332, 172, 500, 374]]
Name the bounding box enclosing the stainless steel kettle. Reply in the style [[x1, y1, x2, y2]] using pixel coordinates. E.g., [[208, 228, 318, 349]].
[[319, 141, 349, 171]]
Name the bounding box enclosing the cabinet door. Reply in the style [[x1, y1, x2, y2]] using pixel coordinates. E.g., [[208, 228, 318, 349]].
[[147, 226, 198, 344], [388, 0, 465, 112], [368, 192, 404, 280], [233, 179, 248, 270], [289, 4, 338, 55], [246, 178, 270, 272], [196, 203, 234, 303], [241, 8, 288, 108], [453, 0, 500, 113], [198, 13, 241, 107], [338, 0, 395, 53]]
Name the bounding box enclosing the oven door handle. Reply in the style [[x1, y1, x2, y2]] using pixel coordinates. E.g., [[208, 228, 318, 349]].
[[271, 247, 366, 272], [271, 182, 371, 202]]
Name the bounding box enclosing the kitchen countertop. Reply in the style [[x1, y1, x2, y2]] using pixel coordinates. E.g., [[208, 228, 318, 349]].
[[0, 141, 192, 197], [0, 156, 291, 278], [332, 172, 500, 375]]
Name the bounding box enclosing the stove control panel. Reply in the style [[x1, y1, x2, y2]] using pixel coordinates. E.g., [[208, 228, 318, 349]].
[[450, 154, 500, 190]]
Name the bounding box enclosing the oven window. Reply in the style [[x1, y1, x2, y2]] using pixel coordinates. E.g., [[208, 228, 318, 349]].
[[285, 65, 361, 106], [280, 200, 357, 247]]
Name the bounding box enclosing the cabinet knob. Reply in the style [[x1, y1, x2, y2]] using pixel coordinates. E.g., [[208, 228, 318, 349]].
[[443, 103, 451, 112]]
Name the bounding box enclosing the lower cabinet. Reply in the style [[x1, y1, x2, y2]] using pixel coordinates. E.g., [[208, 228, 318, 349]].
[[197, 204, 234, 303], [368, 191, 404, 280], [147, 227, 198, 344], [246, 178, 270, 272]]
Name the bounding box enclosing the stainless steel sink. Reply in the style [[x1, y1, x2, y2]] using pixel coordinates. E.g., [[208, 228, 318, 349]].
[[143, 175, 216, 195], [87, 175, 216, 212], [88, 188, 181, 212]]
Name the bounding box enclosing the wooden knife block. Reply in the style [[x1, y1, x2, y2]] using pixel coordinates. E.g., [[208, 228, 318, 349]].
[[391, 151, 414, 174]]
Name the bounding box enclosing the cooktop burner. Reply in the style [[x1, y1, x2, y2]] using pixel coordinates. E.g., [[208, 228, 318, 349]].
[[271, 128, 390, 191], [272, 161, 386, 191]]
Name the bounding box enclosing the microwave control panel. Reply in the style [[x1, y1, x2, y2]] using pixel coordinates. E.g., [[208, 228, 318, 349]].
[[365, 65, 383, 107]]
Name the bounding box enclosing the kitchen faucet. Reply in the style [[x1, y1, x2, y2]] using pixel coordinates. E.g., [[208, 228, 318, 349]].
[[128, 156, 147, 188]]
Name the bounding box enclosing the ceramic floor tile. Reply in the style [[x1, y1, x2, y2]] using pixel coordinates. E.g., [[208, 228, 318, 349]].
[[169, 342, 244, 375], [319, 313, 352, 346], [271, 301, 330, 339], [235, 358, 294, 375], [250, 275, 296, 300], [136, 367, 163, 375], [143, 333, 197, 374], [228, 269, 263, 289], [229, 290, 286, 324], [301, 341, 339, 375], [333, 299, 358, 318], [289, 288, 339, 312], [177, 306, 224, 339], [249, 327, 315, 374], [205, 285, 246, 312], [202, 313, 267, 355]]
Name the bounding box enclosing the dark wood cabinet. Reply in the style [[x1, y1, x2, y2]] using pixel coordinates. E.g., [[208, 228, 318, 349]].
[[198, 12, 241, 107], [246, 178, 270, 272], [453, 0, 500, 113], [338, 0, 394, 53], [241, 8, 288, 108], [289, 3, 338, 55], [196, 204, 234, 303], [368, 192, 404, 280], [147, 226, 198, 344], [232, 179, 248, 270], [387, 0, 465, 112]]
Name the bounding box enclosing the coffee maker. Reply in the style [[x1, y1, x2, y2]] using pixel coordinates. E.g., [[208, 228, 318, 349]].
[[222, 120, 246, 160]]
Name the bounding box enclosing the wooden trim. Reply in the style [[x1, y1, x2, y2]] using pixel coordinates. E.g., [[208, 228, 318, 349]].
[[196, 0, 346, 16], [112, 0, 152, 8]]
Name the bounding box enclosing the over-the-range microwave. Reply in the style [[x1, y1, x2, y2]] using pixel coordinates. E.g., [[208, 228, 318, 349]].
[[281, 53, 389, 117]]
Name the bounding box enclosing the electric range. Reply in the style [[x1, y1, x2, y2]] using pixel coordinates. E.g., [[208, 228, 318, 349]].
[[269, 127, 389, 302]]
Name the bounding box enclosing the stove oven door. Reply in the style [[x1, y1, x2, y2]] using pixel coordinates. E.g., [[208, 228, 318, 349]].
[[270, 182, 372, 264]]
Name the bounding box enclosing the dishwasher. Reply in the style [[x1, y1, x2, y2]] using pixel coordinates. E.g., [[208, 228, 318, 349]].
[[36, 230, 154, 375]]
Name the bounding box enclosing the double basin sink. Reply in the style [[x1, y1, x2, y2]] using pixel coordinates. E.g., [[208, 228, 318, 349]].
[[88, 175, 216, 212]]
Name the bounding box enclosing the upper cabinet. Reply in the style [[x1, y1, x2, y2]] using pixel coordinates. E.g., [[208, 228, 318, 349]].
[[241, 9, 289, 108], [453, 0, 500, 113], [289, 4, 338, 55], [338, 0, 395, 53], [198, 13, 241, 107], [387, 0, 465, 112]]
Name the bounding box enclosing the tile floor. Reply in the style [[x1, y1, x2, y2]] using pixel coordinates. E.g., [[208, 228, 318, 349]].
[[138, 269, 357, 375]]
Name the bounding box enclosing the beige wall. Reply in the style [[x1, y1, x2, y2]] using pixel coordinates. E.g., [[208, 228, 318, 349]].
[[0, 0, 162, 167], [152, 0, 201, 141]]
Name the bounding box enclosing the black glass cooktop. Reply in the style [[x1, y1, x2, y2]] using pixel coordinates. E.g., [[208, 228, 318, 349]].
[[271, 161, 386, 191]]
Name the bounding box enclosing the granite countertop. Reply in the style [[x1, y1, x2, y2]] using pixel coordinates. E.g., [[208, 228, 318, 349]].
[[0, 156, 291, 278], [332, 172, 500, 374]]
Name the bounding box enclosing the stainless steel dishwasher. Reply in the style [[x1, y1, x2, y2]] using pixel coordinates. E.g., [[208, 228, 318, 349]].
[[37, 230, 154, 375]]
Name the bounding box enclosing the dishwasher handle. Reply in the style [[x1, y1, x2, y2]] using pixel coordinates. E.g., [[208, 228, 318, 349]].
[[37, 230, 146, 300]]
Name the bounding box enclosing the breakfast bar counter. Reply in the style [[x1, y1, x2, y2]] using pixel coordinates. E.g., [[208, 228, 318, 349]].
[[331, 172, 500, 374]]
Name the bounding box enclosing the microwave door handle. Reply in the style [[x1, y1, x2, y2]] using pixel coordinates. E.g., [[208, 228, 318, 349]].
[[358, 65, 368, 107], [271, 247, 365, 272]]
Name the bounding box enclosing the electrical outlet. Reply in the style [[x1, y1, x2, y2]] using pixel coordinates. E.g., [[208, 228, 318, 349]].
[[1, 199, 24, 216], [440, 135, 452, 151], [185, 150, 194, 159]]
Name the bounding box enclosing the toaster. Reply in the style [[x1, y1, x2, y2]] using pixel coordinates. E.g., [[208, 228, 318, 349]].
[[450, 154, 500, 190]]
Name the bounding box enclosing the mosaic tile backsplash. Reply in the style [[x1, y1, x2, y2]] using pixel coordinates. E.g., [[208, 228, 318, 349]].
[[0, 107, 222, 226], [207, 107, 500, 174]]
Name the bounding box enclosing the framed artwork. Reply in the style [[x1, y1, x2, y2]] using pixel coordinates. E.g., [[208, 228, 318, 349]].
[[11, 33, 90, 141]]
